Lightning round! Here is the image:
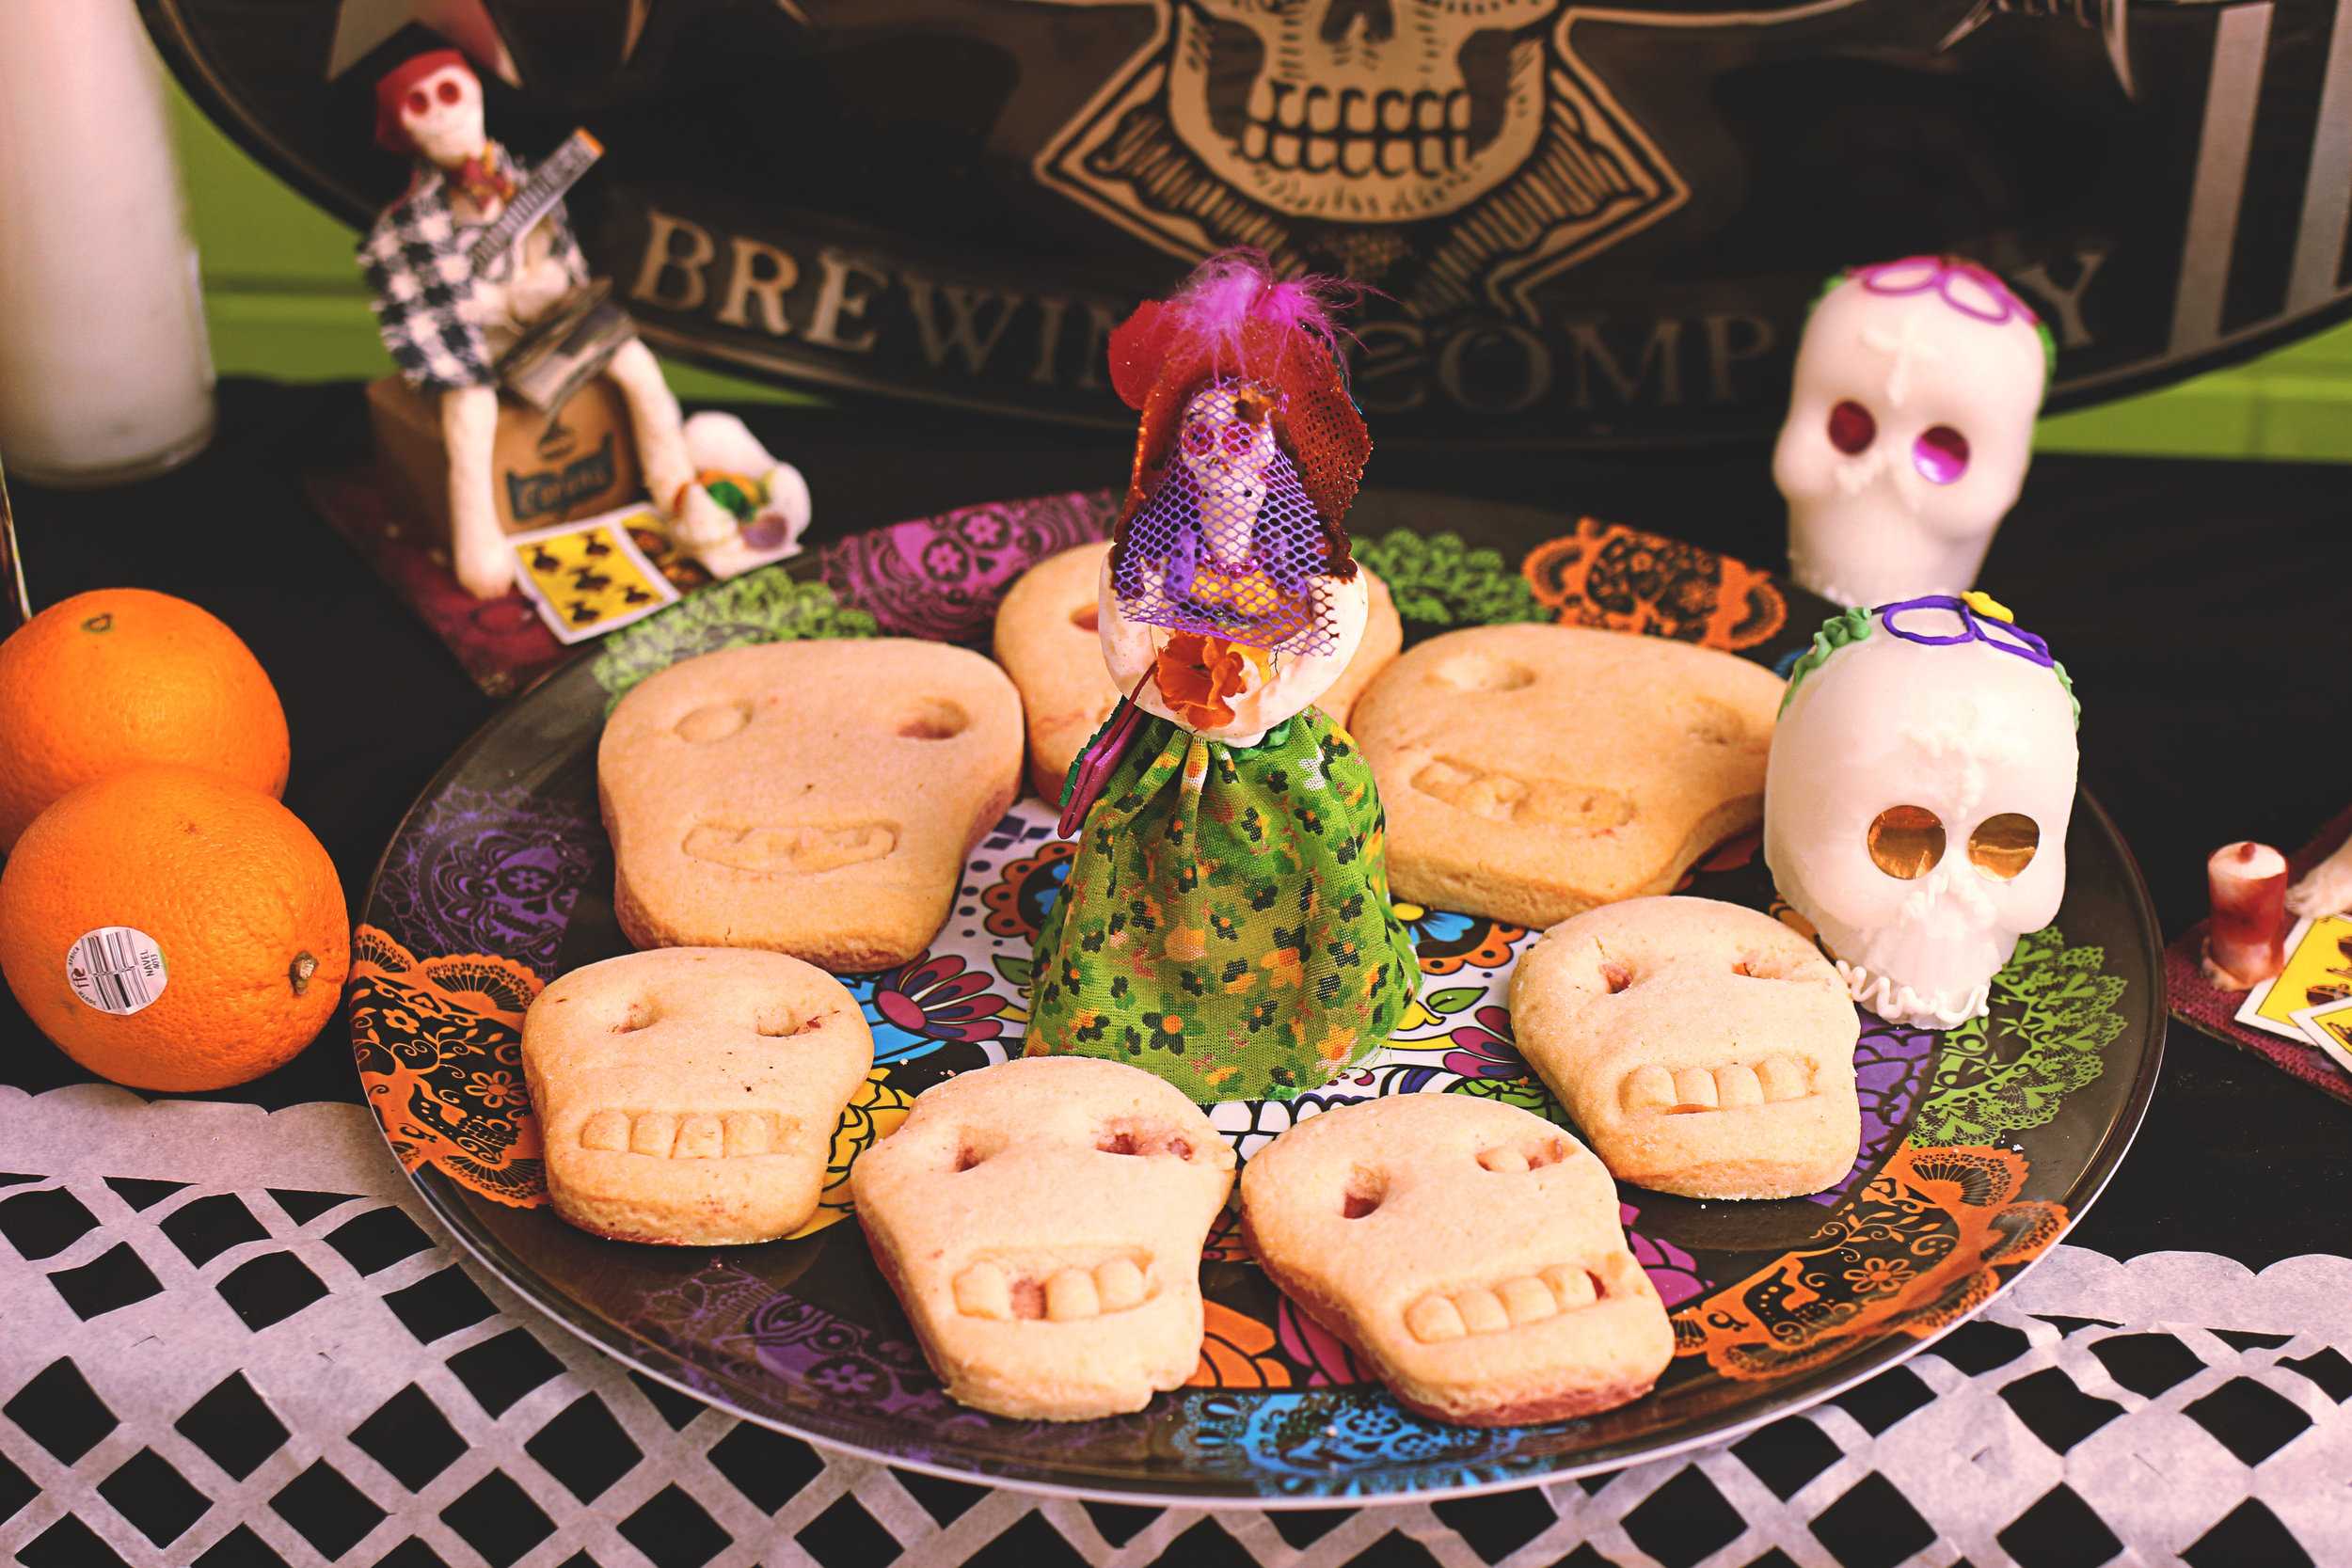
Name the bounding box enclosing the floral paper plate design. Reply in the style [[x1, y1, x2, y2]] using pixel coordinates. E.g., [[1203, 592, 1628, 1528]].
[[350, 490, 2162, 1503]]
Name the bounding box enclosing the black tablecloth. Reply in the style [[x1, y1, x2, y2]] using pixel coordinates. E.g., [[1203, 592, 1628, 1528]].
[[4, 378, 2349, 1568]]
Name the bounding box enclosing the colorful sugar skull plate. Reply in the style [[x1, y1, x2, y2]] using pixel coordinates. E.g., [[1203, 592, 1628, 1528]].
[[348, 489, 2161, 1502]]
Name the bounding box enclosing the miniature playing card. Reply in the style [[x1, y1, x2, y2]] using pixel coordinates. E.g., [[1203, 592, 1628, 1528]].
[[510, 508, 677, 644], [2234, 913, 2352, 1042], [2289, 994, 2352, 1076]]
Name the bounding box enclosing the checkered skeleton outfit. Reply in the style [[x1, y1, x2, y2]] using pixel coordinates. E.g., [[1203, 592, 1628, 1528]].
[[357, 145, 589, 394]]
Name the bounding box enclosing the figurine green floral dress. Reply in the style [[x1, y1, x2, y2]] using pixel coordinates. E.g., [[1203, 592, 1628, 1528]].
[[1025, 708, 1420, 1101]]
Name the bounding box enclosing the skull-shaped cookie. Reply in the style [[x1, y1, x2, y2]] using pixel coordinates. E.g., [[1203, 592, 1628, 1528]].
[[523, 948, 875, 1245], [1510, 896, 1861, 1200], [1240, 1096, 1674, 1426], [1354, 624, 1784, 926], [993, 543, 1123, 801], [850, 1057, 1235, 1421], [598, 639, 1023, 971]]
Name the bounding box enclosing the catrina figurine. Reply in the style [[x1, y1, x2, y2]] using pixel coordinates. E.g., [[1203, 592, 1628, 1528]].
[[1025, 251, 1419, 1102]]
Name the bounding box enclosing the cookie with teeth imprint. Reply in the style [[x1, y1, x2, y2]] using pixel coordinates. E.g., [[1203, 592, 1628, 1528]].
[[1510, 895, 1861, 1200], [850, 1056, 1236, 1421], [1239, 1094, 1674, 1426], [522, 947, 875, 1245]]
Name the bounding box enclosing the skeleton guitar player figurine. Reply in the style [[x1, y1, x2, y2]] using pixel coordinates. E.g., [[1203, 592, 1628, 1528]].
[[1025, 252, 1420, 1102], [358, 49, 743, 599]]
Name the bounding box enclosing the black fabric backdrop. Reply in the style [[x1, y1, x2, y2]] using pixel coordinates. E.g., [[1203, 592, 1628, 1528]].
[[5, 373, 2349, 1313]]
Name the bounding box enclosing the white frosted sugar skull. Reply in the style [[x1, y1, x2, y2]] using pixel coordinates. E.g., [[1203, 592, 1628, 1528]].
[[1774, 258, 2052, 608], [1764, 594, 2079, 1030], [1239, 1095, 1674, 1425], [1169, 0, 1559, 221], [850, 1057, 1235, 1421], [395, 60, 485, 169]]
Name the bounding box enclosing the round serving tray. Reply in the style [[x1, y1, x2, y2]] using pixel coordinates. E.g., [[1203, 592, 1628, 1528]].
[[346, 489, 2162, 1503]]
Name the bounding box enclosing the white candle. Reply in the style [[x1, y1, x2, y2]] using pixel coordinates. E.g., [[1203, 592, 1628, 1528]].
[[2203, 840, 2288, 990], [0, 0, 215, 484]]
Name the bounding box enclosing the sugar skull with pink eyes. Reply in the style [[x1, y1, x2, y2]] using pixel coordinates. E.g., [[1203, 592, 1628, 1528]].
[[1772, 258, 2054, 608]]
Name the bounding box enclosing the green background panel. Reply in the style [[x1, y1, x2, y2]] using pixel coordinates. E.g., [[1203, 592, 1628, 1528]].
[[168, 77, 2352, 457]]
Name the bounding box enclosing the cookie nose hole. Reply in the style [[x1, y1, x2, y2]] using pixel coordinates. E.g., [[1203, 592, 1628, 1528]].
[[1600, 961, 1634, 994], [675, 700, 752, 743], [612, 1001, 656, 1034], [897, 698, 968, 740], [1731, 957, 1787, 980], [953, 1145, 984, 1173], [1341, 1168, 1385, 1219], [753, 1005, 803, 1037], [1099, 1131, 1137, 1156], [1070, 605, 1099, 632]]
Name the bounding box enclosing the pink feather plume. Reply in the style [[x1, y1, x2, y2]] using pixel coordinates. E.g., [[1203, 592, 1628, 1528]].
[[1161, 248, 1357, 379]]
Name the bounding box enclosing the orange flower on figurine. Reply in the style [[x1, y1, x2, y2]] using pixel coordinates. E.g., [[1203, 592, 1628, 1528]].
[[1153, 632, 1269, 731]]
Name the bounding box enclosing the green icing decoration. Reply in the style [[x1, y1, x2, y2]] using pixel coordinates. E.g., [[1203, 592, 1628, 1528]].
[[1351, 529, 1549, 627], [2051, 657, 2081, 729], [1778, 605, 1875, 714], [1909, 926, 2127, 1147], [591, 568, 878, 708]]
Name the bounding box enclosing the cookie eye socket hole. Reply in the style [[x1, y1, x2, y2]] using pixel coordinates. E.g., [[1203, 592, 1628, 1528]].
[[896, 698, 968, 741], [1340, 1167, 1386, 1219], [1915, 425, 1971, 484], [1967, 812, 2040, 879], [752, 1005, 803, 1037], [612, 1001, 656, 1034], [1070, 605, 1099, 632], [1434, 655, 1535, 693], [675, 700, 753, 743], [1598, 960, 1635, 995], [1867, 805, 1947, 879], [1096, 1122, 1196, 1160], [1828, 399, 1877, 455], [952, 1145, 985, 1173], [436, 77, 463, 104]]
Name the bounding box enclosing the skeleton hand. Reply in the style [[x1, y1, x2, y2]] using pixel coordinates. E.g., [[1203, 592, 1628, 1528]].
[[2287, 834, 2352, 917]]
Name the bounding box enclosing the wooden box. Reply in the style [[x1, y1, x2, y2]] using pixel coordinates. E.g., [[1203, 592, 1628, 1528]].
[[365, 373, 642, 540]]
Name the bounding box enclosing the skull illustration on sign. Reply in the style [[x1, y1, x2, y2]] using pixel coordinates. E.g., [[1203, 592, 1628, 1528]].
[[850, 1057, 1236, 1420], [1169, 0, 1559, 222], [1764, 596, 2078, 1031], [1773, 259, 2052, 608], [1033, 0, 1678, 315]]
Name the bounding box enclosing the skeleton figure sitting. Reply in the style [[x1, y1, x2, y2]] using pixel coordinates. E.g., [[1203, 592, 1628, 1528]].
[[357, 49, 736, 598]]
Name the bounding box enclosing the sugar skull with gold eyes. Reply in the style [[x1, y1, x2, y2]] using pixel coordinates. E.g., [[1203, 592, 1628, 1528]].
[[1764, 594, 2079, 1029]]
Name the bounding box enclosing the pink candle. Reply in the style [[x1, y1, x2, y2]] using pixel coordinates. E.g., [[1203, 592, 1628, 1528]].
[[2203, 841, 2287, 990]]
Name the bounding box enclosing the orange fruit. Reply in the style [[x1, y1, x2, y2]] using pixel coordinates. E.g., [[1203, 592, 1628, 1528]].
[[0, 588, 290, 852], [0, 766, 348, 1092]]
